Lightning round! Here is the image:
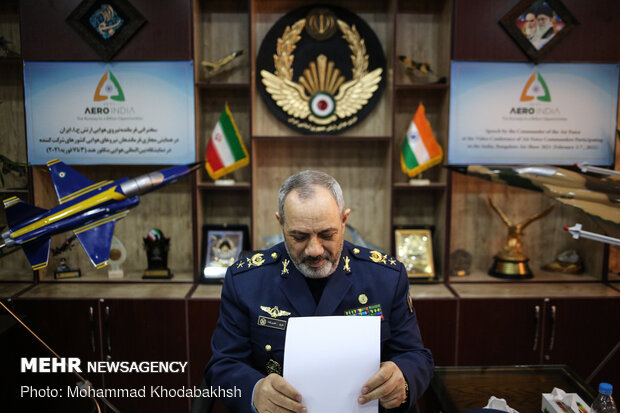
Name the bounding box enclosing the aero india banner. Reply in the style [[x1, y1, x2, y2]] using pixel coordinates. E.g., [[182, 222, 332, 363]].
[[448, 62, 619, 165], [24, 61, 195, 165]]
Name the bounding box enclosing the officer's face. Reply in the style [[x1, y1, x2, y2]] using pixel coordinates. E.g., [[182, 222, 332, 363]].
[[277, 185, 350, 279], [537, 14, 551, 29]]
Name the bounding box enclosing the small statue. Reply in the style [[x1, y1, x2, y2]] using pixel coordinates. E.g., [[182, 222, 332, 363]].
[[397, 55, 446, 84], [398, 55, 433, 75], [488, 197, 555, 279], [201, 50, 245, 78], [54, 257, 81, 279]]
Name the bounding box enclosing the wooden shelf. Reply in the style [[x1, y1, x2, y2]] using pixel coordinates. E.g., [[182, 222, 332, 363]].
[[20, 282, 193, 299], [451, 282, 620, 298], [0, 188, 28, 193], [395, 83, 449, 91], [449, 269, 602, 284], [38, 270, 194, 284], [393, 182, 446, 190], [197, 182, 251, 190], [195, 82, 250, 90]]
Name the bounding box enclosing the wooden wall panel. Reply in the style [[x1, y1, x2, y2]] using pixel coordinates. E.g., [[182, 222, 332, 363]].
[[252, 139, 391, 251], [453, 0, 620, 62], [194, 0, 249, 84], [196, 88, 251, 184], [19, 0, 191, 61], [395, 0, 452, 85]]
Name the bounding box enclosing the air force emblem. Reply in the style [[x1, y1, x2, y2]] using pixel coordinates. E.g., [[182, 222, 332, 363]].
[[260, 305, 291, 319], [257, 5, 385, 135]]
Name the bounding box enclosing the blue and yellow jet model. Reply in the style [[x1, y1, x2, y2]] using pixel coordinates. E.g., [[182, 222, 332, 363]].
[[1, 159, 202, 270]]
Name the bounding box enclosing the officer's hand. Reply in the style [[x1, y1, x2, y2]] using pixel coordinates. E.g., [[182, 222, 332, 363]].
[[253, 373, 307, 413], [358, 361, 407, 409]]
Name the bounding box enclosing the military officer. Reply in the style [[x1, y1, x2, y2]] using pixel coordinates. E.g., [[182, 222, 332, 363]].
[[205, 170, 433, 412]]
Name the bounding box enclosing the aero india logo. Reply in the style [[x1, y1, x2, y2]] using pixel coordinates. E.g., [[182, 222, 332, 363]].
[[520, 71, 551, 102], [93, 70, 125, 102]]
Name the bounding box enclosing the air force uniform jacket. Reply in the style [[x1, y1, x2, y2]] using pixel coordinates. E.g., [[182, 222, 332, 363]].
[[205, 241, 434, 412]]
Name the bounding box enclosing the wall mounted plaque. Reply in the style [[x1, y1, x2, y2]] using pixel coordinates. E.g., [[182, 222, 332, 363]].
[[256, 5, 386, 135], [67, 0, 146, 61], [394, 228, 435, 280]]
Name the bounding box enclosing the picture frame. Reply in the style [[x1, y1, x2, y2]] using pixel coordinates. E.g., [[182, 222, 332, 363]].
[[201, 224, 250, 283], [394, 228, 435, 280], [499, 0, 578, 62], [66, 0, 146, 61]]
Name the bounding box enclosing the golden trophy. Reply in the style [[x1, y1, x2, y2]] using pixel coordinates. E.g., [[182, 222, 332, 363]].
[[488, 197, 555, 279]]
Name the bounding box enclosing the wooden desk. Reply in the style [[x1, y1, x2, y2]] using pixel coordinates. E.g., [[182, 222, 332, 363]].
[[423, 365, 595, 413]]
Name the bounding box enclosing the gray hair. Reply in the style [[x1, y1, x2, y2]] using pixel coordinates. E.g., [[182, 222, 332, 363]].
[[278, 170, 345, 224]]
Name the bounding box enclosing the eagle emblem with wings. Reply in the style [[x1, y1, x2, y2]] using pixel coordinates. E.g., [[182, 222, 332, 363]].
[[257, 6, 385, 134], [260, 305, 292, 319]]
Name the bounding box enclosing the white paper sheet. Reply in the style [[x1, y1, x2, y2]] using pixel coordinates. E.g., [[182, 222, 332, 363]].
[[283, 316, 380, 413]]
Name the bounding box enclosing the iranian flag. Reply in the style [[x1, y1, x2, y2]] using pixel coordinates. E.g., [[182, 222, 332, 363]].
[[205, 104, 249, 180], [400, 104, 443, 178]]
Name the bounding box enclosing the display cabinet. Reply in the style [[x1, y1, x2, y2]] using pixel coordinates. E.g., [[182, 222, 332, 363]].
[[193, 0, 252, 282], [193, 0, 453, 281], [453, 283, 620, 391]]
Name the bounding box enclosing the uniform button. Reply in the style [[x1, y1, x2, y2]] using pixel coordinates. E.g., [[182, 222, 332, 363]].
[[265, 344, 272, 351]]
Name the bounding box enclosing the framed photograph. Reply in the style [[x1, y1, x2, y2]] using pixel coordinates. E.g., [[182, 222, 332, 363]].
[[499, 0, 578, 62], [394, 228, 435, 280], [201, 224, 250, 283], [66, 0, 146, 61]]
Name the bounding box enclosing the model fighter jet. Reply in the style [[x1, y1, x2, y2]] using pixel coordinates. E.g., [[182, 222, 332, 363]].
[[1, 159, 202, 270], [448, 165, 620, 230]]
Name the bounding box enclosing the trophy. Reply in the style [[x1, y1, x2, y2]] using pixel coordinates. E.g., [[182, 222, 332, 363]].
[[488, 197, 555, 279], [143, 228, 172, 279], [108, 236, 127, 279], [54, 257, 81, 279]]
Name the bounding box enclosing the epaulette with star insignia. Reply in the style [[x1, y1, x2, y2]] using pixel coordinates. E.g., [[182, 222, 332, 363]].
[[231, 249, 282, 275], [348, 244, 400, 271]]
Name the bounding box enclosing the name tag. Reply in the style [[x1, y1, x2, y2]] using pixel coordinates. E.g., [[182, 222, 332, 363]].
[[257, 315, 287, 330]]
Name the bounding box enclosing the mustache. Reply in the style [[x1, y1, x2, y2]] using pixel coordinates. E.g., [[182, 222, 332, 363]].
[[301, 251, 332, 264]]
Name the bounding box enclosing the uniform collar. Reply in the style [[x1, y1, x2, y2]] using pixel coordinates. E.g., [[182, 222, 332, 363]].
[[277, 242, 353, 316]]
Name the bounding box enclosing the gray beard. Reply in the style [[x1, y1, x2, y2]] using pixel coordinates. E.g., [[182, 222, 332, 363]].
[[539, 22, 553, 36], [283, 240, 343, 279]]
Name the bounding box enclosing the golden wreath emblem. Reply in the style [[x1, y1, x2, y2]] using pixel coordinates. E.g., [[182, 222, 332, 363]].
[[260, 18, 383, 126]]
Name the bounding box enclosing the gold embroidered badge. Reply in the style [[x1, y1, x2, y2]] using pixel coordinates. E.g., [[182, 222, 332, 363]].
[[260, 305, 291, 318]]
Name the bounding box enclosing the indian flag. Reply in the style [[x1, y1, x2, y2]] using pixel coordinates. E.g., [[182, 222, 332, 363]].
[[400, 104, 443, 178], [205, 105, 249, 180]]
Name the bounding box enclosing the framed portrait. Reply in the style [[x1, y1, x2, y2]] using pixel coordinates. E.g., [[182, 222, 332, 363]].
[[201, 224, 250, 283], [394, 228, 435, 280], [499, 0, 578, 62]]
